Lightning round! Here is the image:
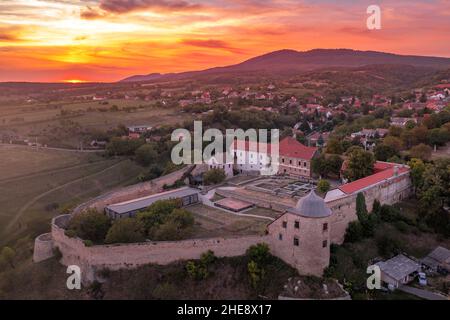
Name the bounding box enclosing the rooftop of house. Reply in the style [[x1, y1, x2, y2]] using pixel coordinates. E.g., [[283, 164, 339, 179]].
[[424, 246, 450, 265], [232, 137, 318, 160], [105, 186, 199, 215], [375, 254, 420, 281]]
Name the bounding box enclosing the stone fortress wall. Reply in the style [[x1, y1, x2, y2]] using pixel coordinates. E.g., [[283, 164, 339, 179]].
[[327, 171, 411, 244], [49, 214, 267, 283], [33, 165, 412, 282], [72, 165, 193, 215]]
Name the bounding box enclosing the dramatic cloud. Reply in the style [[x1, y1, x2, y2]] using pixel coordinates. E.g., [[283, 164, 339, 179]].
[[1, 0, 450, 81], [98, 0, 202, 14], [80, 6, 106, 19]]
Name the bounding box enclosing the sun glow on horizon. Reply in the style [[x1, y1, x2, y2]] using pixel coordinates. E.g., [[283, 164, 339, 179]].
[[62, 79, 86, 83]]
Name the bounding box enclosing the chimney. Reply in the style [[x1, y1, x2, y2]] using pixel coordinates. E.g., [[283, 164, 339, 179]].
[[394, 165, 399, 176]]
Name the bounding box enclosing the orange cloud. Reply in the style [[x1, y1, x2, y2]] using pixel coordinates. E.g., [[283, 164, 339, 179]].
[[1, 0, 450, 82], [99, 0, 202, 14]]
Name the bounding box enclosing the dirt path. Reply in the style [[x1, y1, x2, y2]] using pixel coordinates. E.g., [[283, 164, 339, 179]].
[[399, 285, 448, 300], [4, 160, 126, 233], [0, 159, 112, 184]]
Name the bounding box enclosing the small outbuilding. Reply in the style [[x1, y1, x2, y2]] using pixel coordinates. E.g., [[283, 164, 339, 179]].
[[105, 187, 200, 219], [421, 246, 450, 273], [375, 254, 421, 289]]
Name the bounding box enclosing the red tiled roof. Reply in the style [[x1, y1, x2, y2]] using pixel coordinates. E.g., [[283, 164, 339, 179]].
[[435, 84, 450, 89], [279, 137, 318, 160], [232, 137, 318, 160], [339, 163, 409, 194]]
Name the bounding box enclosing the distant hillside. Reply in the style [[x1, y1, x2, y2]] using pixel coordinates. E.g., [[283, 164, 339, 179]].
[[120, 48, 450, 82]]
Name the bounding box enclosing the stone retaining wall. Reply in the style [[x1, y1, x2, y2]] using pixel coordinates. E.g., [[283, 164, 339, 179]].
[[72, 165, 194, 215], [32, 233, 54, 263], [50, 215, 268, 283]]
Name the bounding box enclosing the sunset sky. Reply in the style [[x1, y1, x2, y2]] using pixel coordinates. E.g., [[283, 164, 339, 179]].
[[0, 0, 449, 82]]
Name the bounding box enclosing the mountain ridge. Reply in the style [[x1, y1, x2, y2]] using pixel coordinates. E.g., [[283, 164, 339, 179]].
[[120, 48, 450, 83]]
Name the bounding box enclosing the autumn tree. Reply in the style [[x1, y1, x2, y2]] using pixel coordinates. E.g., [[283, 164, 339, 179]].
[[105, 218, 145, 244], [409, 143, 432, 161], [66, 209, 111, 243], [317, 179, 331, 194], [344, 147, 374, 181]]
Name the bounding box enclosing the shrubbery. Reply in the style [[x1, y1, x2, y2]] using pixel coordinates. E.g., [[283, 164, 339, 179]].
[[203, 168, 226, 185], [66, 209, 111, 243], [105, 218, 145, 244]]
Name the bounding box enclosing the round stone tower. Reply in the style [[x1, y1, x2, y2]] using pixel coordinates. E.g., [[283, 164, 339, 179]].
[[267, 190, 332, 276]]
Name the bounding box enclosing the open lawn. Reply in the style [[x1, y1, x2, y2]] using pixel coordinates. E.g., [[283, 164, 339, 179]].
[[0, 147, 145, 246], [0, 144, 101, 181], [186, 204, 268, 238]]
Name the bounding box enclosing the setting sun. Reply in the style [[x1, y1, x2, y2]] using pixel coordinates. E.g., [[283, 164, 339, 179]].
[[63, 79, 86, 83]]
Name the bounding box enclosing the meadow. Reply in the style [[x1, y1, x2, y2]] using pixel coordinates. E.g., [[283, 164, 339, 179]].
[[0, 145, 145, 246]]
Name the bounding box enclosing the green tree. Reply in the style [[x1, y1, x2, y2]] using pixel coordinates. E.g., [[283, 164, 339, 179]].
[[106, 137, 145, 156], [67, 209, 111, 243], [105, 218, 145, 244], [325, 138, 343, 154], [383, 136, 404, 151], [137, 199, 181, 234], [409, 143, 432, 161], [248, 260, 265, 291], [203, 168, 226, 185], [0, 247, 16, 269], [408, 158, 426, 191], [326, 154, 343, 177], [374, 144, 397, 161], [344, 147, 374, 181], [246, 243, 271, 266], [312, 154, 328, 177], [135, 143, 158, 166], [344, 221, 364, 243], [427, 128, 450, 147], [317, 179, 331, 194], [356, 192, 368, 222]]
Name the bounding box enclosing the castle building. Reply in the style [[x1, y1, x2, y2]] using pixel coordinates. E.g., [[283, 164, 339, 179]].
[[230, 137, 318, 177], [325, 161, 411, 244], [267, 190, 331, 275]]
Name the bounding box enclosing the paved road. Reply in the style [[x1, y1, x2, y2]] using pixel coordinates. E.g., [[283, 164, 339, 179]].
[[399, 285, 448, 300]]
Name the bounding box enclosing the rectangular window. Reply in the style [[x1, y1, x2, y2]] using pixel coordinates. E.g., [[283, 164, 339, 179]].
[[289, 159, 292, 164], [293, 237, 299, 246], [278, 233, 283, 241], [322, 240, 328, 248], [323, 223, 328, 231], [282, 221, 287, 228], [294, 221, 300, 229], [282, 158, 285, 163]]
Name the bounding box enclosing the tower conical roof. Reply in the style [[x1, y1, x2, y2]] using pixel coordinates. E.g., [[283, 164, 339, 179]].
[[288, 190, 332, 218]]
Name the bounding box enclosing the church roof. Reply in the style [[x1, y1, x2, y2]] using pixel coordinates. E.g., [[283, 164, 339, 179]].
[[288, 190, 332, 218]]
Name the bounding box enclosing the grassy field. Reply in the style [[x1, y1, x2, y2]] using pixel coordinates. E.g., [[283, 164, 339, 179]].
[[187, 204, 268, 238], [0, 145, 145, 246]]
